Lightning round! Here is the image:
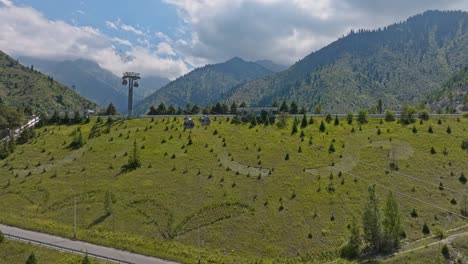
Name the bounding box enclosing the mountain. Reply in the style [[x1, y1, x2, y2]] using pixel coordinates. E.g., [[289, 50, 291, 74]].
[[136, 57, 274, 114], [0, 50, 96, 113], [428, 66, 468, 113], [18, 58, 169, 113], [255, 60, 289, 72], [227, 10, 468, 113]]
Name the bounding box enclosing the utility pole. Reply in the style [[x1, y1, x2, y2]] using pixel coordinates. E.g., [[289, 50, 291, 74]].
[[121, 72, 141, 118], [70, 189, 77, 239]]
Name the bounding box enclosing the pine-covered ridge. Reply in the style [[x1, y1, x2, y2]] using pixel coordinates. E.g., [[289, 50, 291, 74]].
[[0, 50, 97, 114], [136, 57, 274, 114], [226, 10, 468, 113]]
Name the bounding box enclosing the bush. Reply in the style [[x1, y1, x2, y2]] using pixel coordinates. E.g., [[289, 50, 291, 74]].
[[385, 110, 396, 122], [441, 244, 449, 259], [0, 230, 4, 243], [357, 109, 368, 124], [422, 222, 430, 234], [459, 173, 467, 184], [418, 110, 429, 121]]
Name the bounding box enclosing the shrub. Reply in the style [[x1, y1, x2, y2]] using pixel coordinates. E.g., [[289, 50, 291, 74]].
[[385, 110, 396, 122], [285, 153, 290, 160], [459, 173, 467, 184], [461, 139, 468, 151], [329, 143, 336, 153], [410, 208, 418, 218], [428, 125, 433, 133], [441, 244, 449, 259], [0, 230, 4, 243], [431, 147, 436, 154], [422, 222, 430, 234], [446, 126, 451, 134], [418, 110, 429, 121], [357, 109, 368, 124]]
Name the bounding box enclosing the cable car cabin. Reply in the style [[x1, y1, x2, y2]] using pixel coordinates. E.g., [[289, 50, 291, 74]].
[[200, 115, 211, 126], [184, 118, 195, 129]]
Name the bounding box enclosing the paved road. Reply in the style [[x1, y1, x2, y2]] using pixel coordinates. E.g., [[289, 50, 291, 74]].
[[0, 224, 179, 264]]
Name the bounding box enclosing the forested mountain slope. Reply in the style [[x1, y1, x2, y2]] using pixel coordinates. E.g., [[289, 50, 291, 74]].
[[227, 10, 468, 113], [136, 57, 273, 114], [0, 51, 96, 113]]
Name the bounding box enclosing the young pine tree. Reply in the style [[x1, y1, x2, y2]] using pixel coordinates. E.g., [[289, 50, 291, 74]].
[[319, 120, 326, 133], [301, 114, 308, 128], [25, 252, 37, 264], [104, 191, 113, 216]]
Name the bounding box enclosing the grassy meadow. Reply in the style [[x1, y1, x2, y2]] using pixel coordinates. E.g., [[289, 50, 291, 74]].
[[0, 238, 107, 264], [0, 115, 467, 263]]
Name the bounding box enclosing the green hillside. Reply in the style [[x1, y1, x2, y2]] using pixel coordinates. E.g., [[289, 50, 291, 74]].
[[227, 10, 468, 113], [0, 115, 466, 263], [0, 51, 96, 113], [0, 239, 107, 264], [429, 66, 468, 113], [136, 57, 273, 114]]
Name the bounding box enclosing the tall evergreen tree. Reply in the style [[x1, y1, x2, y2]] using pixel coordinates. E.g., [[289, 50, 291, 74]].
[[362, 185, 383, 252], [230, 102, 238, 114], [290, 101, 298, 114], [280, 100, 289, 113], [105, 103, 117, 116], [382, 192, 402, 251]]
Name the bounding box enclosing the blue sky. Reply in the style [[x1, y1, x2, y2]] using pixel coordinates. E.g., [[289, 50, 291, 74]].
[[1, 0, 468, 79]]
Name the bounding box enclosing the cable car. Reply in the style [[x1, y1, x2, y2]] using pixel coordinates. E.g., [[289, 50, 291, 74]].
[[134, 81, 139, 87], [184, 118, 195, 129], [122, 79, 128, 85], [200, 115, 211, 126]]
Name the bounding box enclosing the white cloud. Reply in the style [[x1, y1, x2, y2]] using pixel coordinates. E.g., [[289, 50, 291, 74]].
[[164, 0, 468, 65], [0, 0, 13, 7], [0, 3, 188, 79], [156, 42, 176, 56], [76, 9, 85, 15], [105, 21, 118, 30], [112, 37, 132, 47], [121, 24, 144, 35]]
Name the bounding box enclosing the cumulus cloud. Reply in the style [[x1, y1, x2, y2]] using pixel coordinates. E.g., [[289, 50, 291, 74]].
[[0, 3, 188, 79], [164, 0, 468, 65]]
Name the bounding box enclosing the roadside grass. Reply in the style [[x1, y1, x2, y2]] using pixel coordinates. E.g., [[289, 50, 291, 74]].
[[0, 239, 107, 264], [0, 116, 466, 263]]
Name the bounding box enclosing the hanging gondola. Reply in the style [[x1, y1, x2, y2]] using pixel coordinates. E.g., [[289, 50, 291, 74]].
[[200, 115, 211, 126], [184, 117, 195, 129], [122, 79, 128, 85], [133, 81, 139, 87]]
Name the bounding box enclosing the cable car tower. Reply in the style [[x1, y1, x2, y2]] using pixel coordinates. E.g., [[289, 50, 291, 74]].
[[121, 72, 141, 117]]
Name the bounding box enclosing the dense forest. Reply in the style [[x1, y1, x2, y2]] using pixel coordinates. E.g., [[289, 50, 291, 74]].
[[226, 10, 468, 113]]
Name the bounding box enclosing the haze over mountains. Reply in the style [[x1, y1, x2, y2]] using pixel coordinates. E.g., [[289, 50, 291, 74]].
[[18, 57, 169, 113]]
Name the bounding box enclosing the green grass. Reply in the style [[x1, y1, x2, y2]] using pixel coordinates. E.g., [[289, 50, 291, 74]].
[[451, 236, 468, 257], [0, 239, 107, 264], [0, 116, 467, 263]]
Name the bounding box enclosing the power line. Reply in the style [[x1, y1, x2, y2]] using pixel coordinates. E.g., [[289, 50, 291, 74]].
[[345, 170, 468, 220]]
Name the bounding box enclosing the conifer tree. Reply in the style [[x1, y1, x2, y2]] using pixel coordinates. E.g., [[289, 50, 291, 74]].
[[25, 252, 37, 264], [319, 120, 326, 132], [105, 103, 117, 116], [301, 114, 308, 128], [382, 192, 402, 251], [334, 115, 340, 126], [340, 216, 361, 259], [347, 112, 353, 124], [362, 185, 382, 252]]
